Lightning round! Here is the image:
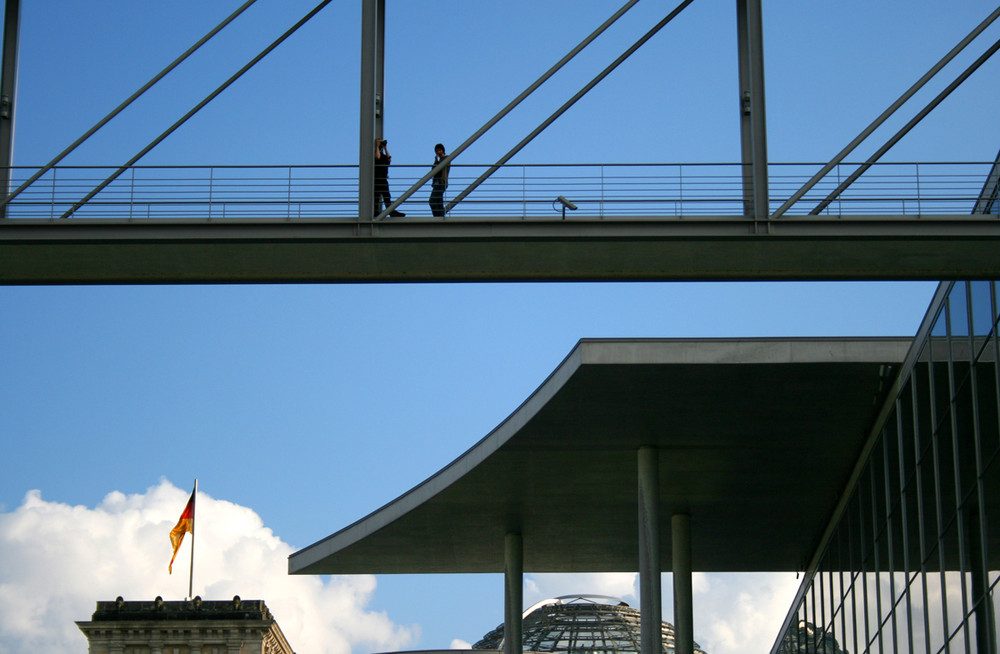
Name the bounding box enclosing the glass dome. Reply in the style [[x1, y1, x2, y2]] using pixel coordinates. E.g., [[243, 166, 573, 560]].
[[776, 622, 846, 654], [472, 595, 706, 654]]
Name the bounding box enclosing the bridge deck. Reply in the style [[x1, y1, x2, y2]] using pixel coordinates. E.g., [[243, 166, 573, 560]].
[[4, 213, 999, 283]]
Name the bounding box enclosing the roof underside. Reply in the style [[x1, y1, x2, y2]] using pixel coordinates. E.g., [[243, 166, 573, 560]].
[[290, 338, 911, 575]]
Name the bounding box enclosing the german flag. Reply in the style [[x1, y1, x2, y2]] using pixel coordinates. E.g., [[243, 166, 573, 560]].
[[168, 489, 195, 574]]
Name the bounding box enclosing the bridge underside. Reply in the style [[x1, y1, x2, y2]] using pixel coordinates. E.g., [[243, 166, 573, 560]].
[[3, 214, 999, 283]]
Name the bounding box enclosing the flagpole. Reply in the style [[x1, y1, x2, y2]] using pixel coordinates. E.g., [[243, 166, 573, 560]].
[[188, 478, 197, 600]]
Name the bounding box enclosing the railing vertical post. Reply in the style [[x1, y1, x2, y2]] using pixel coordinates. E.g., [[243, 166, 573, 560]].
[[600, 165, 605, 218], [287, 166, 293, 220], [49, 167, 56, 220], [522, 165, 527, 219], [835, 163, 841, 216], [678, 164, 684, 217], [915, 162, 922, 215], [208, 166, 214, 221], [129, 167, 135, 220]]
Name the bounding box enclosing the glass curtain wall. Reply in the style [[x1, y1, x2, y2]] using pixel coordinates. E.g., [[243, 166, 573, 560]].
[[773, 280, 1000, 654]]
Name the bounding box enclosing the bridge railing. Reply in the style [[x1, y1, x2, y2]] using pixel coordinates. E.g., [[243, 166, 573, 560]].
[[3, 162, 996, 220]]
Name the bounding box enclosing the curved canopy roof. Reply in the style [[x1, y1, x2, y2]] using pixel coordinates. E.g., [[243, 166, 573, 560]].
[[289, 338, 910, 576]]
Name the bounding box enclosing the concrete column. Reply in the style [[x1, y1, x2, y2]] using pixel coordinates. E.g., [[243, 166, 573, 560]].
[[358, 0, 376, 220], [637, 446, 662, 654], [672, 513, 693, 654], [504, 532, 523, 654]]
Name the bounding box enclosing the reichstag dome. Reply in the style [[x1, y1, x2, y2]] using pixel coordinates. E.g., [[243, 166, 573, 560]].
[[472, 595, 706, 654]]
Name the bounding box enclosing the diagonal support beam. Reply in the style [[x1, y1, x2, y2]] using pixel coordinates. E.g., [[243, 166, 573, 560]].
[[59, 0, 334, 220], [771, 5, 1000, 219], [445, 0, 695, 215], [974, 148, 1000, 215], [0, 0, 259, 212], [810, 35, 1000, 216]]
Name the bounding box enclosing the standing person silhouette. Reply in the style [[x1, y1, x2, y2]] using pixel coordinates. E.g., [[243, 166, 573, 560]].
[[374, 138, 404, 218], [429, 143, 449, 217]]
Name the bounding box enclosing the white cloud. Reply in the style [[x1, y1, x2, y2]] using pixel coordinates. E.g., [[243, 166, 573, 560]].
[[524, 573, 639, 608], [0, 480, 417, 654], [693, 573, 800, 654], [450, 638, 473, 649]]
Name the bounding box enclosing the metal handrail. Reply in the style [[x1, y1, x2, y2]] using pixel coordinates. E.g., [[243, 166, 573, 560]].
[[1, 161, 996, 221]]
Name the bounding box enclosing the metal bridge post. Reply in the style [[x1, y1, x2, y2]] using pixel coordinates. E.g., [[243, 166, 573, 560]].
[[375, 0, 385, 140], [0, 0, 20, 220], [736, 0, 769, 223], [358, 0, 377, 221]]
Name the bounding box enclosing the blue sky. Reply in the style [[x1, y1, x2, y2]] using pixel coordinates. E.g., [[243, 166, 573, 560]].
[[1, 1, 998, 653]]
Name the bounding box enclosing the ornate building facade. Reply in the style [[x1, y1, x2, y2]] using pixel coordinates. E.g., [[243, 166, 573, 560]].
[[76, 596, 295, 654]]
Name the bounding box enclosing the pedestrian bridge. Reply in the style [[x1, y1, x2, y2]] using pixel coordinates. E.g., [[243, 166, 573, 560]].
[[2, 160, 999, 284]]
